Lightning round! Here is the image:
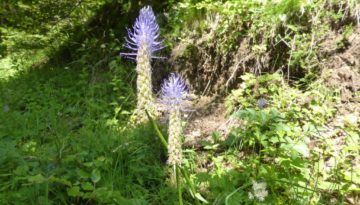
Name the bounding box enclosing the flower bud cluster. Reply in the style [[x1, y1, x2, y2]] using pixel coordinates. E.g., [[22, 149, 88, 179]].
[[248, 181, 268, 202], [160, 73, 188, 166], [121, 6, 163, 122], [120, 7, 190, 172]]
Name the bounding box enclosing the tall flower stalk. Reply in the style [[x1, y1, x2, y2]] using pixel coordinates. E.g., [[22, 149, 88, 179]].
[[120, 6, 163, 123], [160, 73, 189, 183]]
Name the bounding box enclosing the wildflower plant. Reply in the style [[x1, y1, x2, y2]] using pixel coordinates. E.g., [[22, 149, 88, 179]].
[[248, 180, 268, 202], [257, 98, 268, 109], [160, 73, 189, 182], [120, 6, 164, 122]]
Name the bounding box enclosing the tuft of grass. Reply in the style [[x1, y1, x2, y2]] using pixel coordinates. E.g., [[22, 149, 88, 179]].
[[0, 63, 181, 204]]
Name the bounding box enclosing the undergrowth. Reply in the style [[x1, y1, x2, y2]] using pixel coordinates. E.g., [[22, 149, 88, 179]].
[[167, 0, 359, 84]]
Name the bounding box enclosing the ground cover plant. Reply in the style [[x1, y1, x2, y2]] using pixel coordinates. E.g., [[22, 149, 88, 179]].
[[0, 0, 359, 204]]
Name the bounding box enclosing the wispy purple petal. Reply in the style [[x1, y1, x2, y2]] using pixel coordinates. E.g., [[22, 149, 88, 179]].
[[120, 6, 163, 60], [160, 73, 188, 110]]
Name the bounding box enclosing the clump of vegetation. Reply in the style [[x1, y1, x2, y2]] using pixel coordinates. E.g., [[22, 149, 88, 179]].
[[222, 73, 355, 203], [167, 0, 359, 94]]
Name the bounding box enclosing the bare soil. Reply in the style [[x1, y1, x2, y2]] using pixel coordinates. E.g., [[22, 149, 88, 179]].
[[320, 27, 360, 102], [175, 26, 360, 146]]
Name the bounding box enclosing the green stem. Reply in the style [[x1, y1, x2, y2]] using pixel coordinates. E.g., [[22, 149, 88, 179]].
[[176, 166, 183, 205], [179, 166, 200, 205], [273, 179, 317, 192], [225, 182, 251, 205], [145, 109, 168, 149]]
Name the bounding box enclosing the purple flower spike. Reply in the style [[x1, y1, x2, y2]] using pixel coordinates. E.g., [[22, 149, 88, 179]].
[[160, 73, 188, 109], [120, 6, 164, 60]]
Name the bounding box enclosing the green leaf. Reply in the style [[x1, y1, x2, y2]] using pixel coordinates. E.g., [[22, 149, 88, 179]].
[[14, 165, 29, 175], [287, 24, 299, 32], [82, 182, 94, 191], [95, 156, 106, 167], [344, 171, 360, 184], [48, 176, 71, 186], [77, 169, 90, 179], [120, 110, 131, 115], [195, 193, 209, 204], [317, 181, 335, 190], [67, 186, 83, 197], [28, 174, 46, 184], [293, 142, 309, 157], [91, 169, 101, 183]]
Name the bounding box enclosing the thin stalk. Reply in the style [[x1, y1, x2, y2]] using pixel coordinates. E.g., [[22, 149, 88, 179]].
[[145, 109, 168, 149], [179, 166, 200, 205], [225, 182, 251, 205], [176, 166, 183, 205]]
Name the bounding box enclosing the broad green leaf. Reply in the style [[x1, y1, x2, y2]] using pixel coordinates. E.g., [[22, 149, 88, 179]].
[[82, 182, 94, 191], [77, 169, 90, 179], [67, 186, 83, 197], [91, 169, 101, 183], [293, 142, 310, 157], [48, 176, 71, 186], [28, 174, 46, 184]]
